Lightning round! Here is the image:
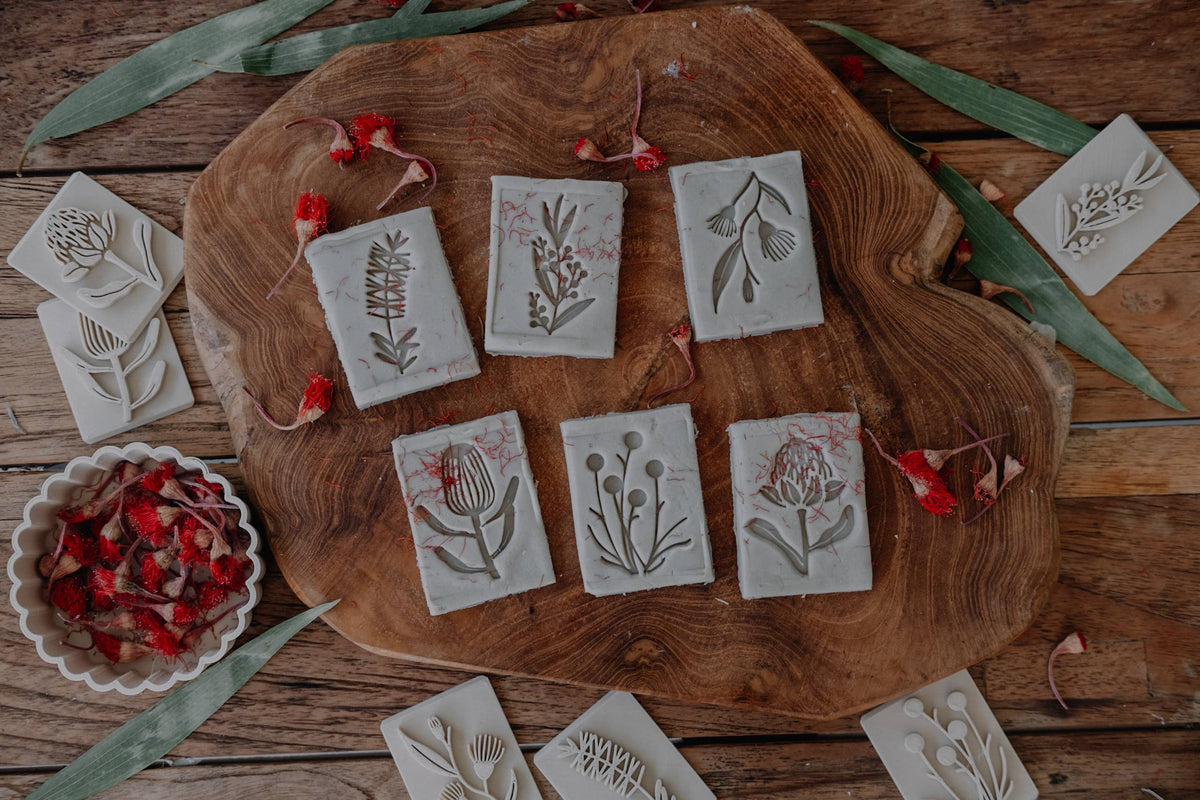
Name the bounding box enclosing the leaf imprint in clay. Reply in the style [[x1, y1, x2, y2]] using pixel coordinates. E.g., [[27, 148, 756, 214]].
[[669, 152, 822, 342], [486, 176, 625, 359], [305, 207, 479, 409], [392, 411, 555, 616], [381, 676, 543, 800], [560, 404, 713, 597]]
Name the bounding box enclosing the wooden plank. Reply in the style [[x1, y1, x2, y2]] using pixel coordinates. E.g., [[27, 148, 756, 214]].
[[3, 729, 1198, 799], [1059, 426, 1200, 498], [5, 1, 1199, 173], [1, 461, 1195, 763]]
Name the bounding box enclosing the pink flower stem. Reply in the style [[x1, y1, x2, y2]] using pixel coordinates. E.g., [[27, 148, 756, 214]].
[[242, 386, 303, 431], [266, 239, 307, 300], [377, 144, 437, 208]]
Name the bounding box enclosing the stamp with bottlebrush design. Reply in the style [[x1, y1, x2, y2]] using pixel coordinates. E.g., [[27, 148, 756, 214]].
[[392, 411, 555, 616], [304, 207, 479, 410], [534, 691, 715, 800]]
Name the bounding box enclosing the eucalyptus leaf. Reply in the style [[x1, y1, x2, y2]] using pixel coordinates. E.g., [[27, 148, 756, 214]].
[[20, 0, 338, 168], [894, 136, 1184, 411], [809, 20, 1098, 156], [27, 600, 339, 800], [216, 0, 530, 76]]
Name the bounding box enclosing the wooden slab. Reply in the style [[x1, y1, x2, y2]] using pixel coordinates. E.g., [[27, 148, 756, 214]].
[[183, 7, 1073, 719]]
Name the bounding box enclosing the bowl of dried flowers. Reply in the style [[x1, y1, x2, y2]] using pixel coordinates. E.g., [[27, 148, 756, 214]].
[[6, 443, 263, 694]]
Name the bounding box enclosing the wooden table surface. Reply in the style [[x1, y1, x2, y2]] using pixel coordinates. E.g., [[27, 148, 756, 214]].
[[1, 2, 1197, 798]]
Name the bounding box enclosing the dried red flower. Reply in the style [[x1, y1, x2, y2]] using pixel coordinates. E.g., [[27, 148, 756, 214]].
[[647, 323, 697, 407], [90, 630, 154, 664], [126, 497, 176, 547], [284, 117, 357, 164], [349, 111, 438, 209], [139, 552, 167, 594], [839, 55, 866, 84], [920, 152, 942, 174], [244, 372, 335, 431], [378, 159, 430, 209], [555, 2, 577, 20], [979, 279, 1035, 315], [574, 70, 665, 172], [49, 575, 88, 620], [209, 555, 249, 592], [62, 531, 99, 566], [199, 581, 229, 611], [894, 449, 958, 516], [141, 462, 175, 493], [172, 601, 201, 628], [267, 191, 331, 300]]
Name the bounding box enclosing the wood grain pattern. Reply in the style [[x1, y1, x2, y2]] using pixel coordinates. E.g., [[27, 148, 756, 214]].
[[6, 0, 1199, 173], [182, 8, 1073, 720], [5, 730, 1199, 800]]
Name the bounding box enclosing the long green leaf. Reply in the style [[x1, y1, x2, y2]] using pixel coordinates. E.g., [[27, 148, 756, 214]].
[[20, 0, 338, 167], [894, 137, 1184, 411], [27, 600, 340, 800], [809, 20, 1098, 156], [216, 0, 530, 76]]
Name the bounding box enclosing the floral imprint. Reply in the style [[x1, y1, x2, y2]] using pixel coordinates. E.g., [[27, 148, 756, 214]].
[[557, 730, 678, 800], [1054, 150, 1165, 260], [528, 195, 595, 335], [45, 207, 162, 308], [584, 431, 692, 576], [705, 171, 796, 312], [414, 443, 520, 579], [58, 312, 165, 424], [366, 229, 420, 373], [744, 436, 854, 575], [900, 692, 1014, 800], [401, 715, 520, 800]]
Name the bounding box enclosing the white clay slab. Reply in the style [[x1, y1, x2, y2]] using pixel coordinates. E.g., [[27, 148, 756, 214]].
[[381, 675, 544, 800], [8, 172, 185, 342], [860, 669, 1038, 800], [487, 176, 626, 358], [393, 411, 556, 616], [727, 412, 871, 599], [534, 691, 715, 800], [1014, 114, 1199, 296], [669, 152, 823, 342], [559, 404, 713, 597], [38, 299, 194, 444], [305, 207, 480, 410]]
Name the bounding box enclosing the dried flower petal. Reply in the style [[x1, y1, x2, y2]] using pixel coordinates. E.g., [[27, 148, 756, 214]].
[[979, 178, 1006, 203], [49, 574, 88, 619], [210, 555, 249, 592], [1048, 631, 1087, 710], [998, 454, 1026, 494], [839, 55, 865, 84], [244, 372, 334, 431], [647, 323, 697, 407], [979, 279, 1035, 314], [574, 136, 605, 163]]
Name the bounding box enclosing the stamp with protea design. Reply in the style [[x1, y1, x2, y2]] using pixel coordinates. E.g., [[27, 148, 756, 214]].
[[8, 172, 184, 342], [305, 207, 479, 409], [392, 411, 555, 616], [486, 176, 625, 358], [560, 404, 713, 597], [381, 675, 544, 800], [669, 152, 823, 342], [534, 691, 715, 800], [728, 411, 871, 599]]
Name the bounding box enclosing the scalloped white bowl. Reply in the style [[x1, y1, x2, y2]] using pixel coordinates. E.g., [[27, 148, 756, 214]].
[[7, 443, 263, 694]]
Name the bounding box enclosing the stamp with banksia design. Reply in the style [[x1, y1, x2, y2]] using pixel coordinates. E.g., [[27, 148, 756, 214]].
[[392, 411, 555, 616]]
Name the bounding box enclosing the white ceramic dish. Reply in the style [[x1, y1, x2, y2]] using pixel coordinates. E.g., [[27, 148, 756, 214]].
[[7, 442, 263, 694]]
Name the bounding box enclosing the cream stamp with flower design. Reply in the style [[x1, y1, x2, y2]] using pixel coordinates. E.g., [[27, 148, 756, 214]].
[[8, 172, 184, 342], [669, 152, 823, 342], [393, 411, 555, 616], [305, 207, 480, 409], [486, 176, 626, 358], [534, 690, 715, 800], [1014, 114, 1198, 296], [38, 299, 194, 444], [381, 675, 544, 800], [860, 669, 1038, 800], [560, 404, 713, 597], [728, 412, 870, 599]]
